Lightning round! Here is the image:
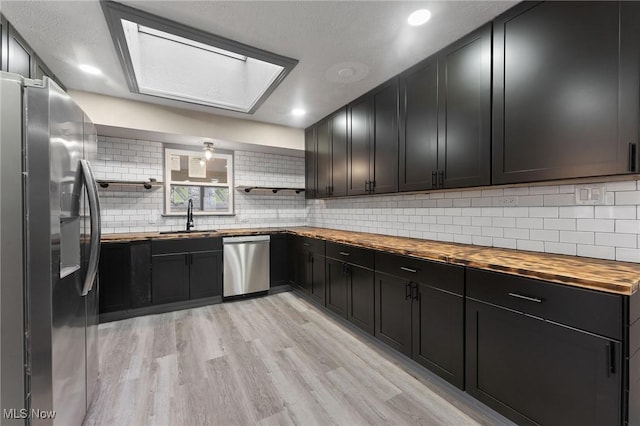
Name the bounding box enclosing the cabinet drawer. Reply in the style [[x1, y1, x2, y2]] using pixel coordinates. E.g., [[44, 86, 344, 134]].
[[301, 237, 325, 254], [375, 252, 463, 296], [467, 269, 623, 340], [152, 237, 222, 255], [326, 242, 373, 269]]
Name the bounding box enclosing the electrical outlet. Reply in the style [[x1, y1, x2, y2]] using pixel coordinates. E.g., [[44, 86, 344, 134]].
[[575, 184, 606, 205]]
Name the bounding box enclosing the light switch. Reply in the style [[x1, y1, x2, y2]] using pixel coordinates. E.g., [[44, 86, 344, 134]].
[[575, 184, 606, 205], [579, 188, 590, 201]]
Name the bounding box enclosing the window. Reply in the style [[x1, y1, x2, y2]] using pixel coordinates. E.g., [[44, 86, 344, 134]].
[[164, 148, 233, 215]]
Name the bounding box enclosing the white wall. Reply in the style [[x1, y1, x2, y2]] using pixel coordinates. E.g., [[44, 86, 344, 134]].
[[307, 181, 640, 263], [71, 90, 304, 151], [95, 136, 306, 233]]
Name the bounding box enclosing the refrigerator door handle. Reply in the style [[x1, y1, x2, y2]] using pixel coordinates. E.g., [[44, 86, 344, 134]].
[[80, 159, 101, 296]]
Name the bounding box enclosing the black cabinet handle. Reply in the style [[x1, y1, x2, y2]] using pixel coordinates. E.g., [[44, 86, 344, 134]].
[[508, 292, 543, 303], [303, 243, 311, 247], [190, 254, 193, 265], [400, 266, 417, 274], [365, 180, 369, 192], [629, 143, 637, 172], [405, 282, 412, 300], [411, 283, 419, 301], [370, 180, 376, 192], [339, 251, 350, 256], [438, 171, 444, 188], [607, 343, 616, 376], [432, 171, 437, 188]]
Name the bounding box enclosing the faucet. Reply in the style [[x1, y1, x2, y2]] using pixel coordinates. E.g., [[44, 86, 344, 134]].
[[186, 198, 194, 231]]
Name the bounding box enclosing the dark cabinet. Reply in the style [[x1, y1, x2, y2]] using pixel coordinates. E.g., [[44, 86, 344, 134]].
[[437, 24, 491, 189], [190, 251, 222, 299], [308, 108, 348, 199], [304, 127, 317, 199], [290, 236, 325, 304], [7, 23, 33, 77], [398, 24, 490, 192], [493, 1, 640, 184], [466, 269, 623, 425], [98, 243, 130, 313], [1, 15, 7, 71], [270, 234, 289, 287], [399, 56, 438, 192], [151, 238, 222, 305], [316, 119, 331, 198], [347, 78, 399, 195], [325, 243, 375, 334], [375, 252, 465, 388], [330, 109, 348, 197], [99, 241, 151, 315], [151, 253, 190, 304]]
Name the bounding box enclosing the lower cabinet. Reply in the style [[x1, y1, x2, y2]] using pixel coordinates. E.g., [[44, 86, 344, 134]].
[[466, 268, 623, 426], [151, 253, 190, 304], [150, 238, 222, 305], [325, 243, 375, 335], [374, 252, 465, 389], [270, 234, 289, 287], [99, 241, 152, 315], [291, 236, 326, 304]]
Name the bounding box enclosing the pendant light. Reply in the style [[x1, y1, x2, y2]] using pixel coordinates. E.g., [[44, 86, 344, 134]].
[[203, 142, 215, 160]]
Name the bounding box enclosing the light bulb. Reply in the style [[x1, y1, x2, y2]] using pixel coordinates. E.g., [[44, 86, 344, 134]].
[[199, 159, 205, 167], [205, 150, 213, 160], [408, 9, 431, 26]]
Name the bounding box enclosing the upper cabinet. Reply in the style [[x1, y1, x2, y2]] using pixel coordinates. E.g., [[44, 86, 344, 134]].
[[304, 126, 317, 199], [330, 108, 348, 197], [316, 118, 331, 197], [399, 24, 491, 192], [492, 1, 640, 184], [347, 78, 399, 196], [437, 24, 491, 189], [1, 14, 64, 88]]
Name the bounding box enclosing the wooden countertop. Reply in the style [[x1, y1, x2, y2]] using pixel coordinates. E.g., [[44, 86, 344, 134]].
[[102, 226, 640, 296]]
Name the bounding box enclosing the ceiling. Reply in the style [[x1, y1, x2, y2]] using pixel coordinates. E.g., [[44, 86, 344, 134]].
[[2, 1, 517, 129]]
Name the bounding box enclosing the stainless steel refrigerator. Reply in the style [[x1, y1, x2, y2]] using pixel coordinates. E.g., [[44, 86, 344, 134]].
[[0, 71, 101, 426]]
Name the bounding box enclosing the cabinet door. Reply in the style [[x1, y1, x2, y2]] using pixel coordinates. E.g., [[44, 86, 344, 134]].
[[325, 258, 348, 318], [190, 250, 222, 299], [98, 243, 130, 313], [438, 24, 491, 189], [374, 272, 412, 356], [371, 78, 399, 194], [347, 265, 374, 335], [347, 95, 371, 195], [412, 283, 464, 389], [7, 24, 32, 77], [493, 1, 640, 184], [316, 119, 331, 198], [269, 234, 289, 287], [330, 108, 348, 197], [151, 253, 189, 304], [304, 127, 317, 199], [466, 299, 621, 426], [129, 241, 151, 308], [1, 15, 7, 71], [399, 57, 439, 192], [308, 250, 326, 306]]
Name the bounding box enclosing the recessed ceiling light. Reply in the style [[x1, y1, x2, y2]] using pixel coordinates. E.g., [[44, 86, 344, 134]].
[[337, 68, 355, 78], [292, 108, 306, 116], [408, 9, 432, 26], [78, 64, 102, 75]]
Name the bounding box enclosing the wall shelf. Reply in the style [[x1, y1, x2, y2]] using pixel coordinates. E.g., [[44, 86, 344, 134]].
[[96, 179, 163, 190], [235, 185, 305, 194]]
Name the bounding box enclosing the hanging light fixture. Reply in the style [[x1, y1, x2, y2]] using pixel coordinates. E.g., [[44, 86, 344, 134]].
[[203, 142, 215, 160]]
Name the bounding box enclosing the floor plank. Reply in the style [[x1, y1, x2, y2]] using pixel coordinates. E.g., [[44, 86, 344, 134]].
[[85, 292, 513, 426]]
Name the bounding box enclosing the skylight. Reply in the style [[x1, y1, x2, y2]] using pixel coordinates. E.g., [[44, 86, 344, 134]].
[[101, 1, 298, 114]]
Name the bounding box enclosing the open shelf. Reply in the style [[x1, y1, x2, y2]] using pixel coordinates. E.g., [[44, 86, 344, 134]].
[[235, 185, 305, 194], [96, 179, 163, 190]]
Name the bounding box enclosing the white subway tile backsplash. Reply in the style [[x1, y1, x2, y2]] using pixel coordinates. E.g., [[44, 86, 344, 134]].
[[577, 244, 616, 260], [543, 218, 576, 231], [530, 229, 559, 242], [544, 242, 576, 256], [529, 207, 559, 218], [595, 232, 637, 248], [594, 206, 636, 219], [517, 240, 544, 252], [615, 220, 640, 234], [616, 248, 640, 262], [559, 231, 594, 245], [615, 191, 640, 205], [559, 206, 594, 219], [576, 219, 615, 232]]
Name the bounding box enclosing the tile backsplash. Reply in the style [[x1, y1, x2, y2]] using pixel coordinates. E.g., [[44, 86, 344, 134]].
[[94, 136, 306, 233], [96, 136, 640, 263], [306, 180, 640, 263]]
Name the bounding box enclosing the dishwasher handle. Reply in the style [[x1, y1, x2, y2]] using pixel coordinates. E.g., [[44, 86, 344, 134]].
[[223, 235, 271, 244]]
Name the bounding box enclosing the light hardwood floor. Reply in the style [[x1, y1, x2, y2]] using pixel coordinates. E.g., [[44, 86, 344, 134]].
[[84, 292, 512, 426]]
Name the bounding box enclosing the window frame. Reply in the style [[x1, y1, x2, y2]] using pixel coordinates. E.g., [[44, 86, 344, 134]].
[[164, 147, 234, 216]]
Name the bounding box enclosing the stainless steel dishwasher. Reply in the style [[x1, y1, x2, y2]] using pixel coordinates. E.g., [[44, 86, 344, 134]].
[[223, 235, 270, 298]]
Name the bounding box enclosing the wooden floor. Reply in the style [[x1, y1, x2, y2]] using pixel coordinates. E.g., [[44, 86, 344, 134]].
[[84, 292, 512, 426]]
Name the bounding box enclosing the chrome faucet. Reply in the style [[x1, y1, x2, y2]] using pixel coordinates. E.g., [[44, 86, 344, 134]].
[[186, 198, 194, 231]]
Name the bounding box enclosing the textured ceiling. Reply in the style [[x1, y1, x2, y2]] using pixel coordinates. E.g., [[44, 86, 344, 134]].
[[1, 0, 517, 128]]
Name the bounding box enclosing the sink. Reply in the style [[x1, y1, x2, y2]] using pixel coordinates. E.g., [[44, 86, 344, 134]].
[[158, 229, 217, 235]]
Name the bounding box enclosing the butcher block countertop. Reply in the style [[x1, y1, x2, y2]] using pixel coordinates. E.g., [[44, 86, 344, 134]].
[[102, 226, 640, 296]]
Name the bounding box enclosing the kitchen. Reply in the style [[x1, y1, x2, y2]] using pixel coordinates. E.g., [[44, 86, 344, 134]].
[[1, 1, 640, 425]]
